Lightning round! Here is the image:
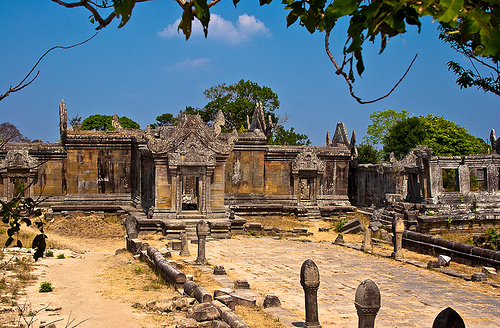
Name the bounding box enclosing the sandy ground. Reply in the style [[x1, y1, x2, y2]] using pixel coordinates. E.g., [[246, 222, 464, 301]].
[[21, 236, 159, 328]]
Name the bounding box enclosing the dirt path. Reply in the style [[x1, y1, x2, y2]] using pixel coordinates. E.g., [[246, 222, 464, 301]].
[[24, 248, 154, 328]]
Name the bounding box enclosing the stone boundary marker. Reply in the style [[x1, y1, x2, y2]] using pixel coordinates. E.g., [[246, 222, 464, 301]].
[[299, 259, 466, 328]]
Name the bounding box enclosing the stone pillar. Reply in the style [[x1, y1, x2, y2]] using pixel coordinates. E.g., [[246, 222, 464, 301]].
[[391, 218, 404, 259], [196, 220, 209, 264], [354, 279, 381, 328], [180, 231, 190, 256], [300, 259, 321, 328], [362, 228, 372, 253]]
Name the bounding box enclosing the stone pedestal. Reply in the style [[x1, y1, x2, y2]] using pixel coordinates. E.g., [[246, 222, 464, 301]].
[[391, 218, 404, 259], [195, 220, 209, 264], [354, 279, 380, 328], [180, 231, 190, 256], [300, 259, 321, 328]]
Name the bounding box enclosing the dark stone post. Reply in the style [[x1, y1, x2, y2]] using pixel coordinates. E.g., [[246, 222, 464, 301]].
[[196, 220, 209, 264], [354, 279, 380, 328], [300, 259, 321, 328], [432, 307, 465, 328], [391, 218, 404, 259], [180, 231, 190, 256]]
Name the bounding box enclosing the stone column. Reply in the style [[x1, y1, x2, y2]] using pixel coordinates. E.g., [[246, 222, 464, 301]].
[[300, 259, 321, 328], [195, 220, 209, 264], [354, 279, 381, 328], [362, 228, 372, 253], [180, 231, 190, 256], [391, 218, 405, 259]]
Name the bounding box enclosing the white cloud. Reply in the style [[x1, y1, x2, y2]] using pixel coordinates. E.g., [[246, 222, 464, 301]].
[[174, 57, 212, 70], [157, 14, 270, 44], [163, 57, 213, 72]]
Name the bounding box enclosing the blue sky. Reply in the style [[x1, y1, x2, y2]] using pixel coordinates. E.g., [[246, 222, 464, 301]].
[[1, 1, 498, 146]]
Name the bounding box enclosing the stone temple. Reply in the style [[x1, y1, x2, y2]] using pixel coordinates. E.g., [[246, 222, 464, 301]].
[[1, 100, 499, 237]]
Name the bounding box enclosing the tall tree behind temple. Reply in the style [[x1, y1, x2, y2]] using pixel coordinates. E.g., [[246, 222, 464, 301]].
[[0, 122, 30, 144]]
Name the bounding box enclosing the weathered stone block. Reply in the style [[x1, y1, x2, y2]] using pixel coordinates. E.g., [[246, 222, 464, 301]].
[[341, 218, 364, 234]]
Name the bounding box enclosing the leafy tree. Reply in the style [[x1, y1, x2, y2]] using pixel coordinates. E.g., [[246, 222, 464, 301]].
[[363, 110, 410, 147], [268, 125, 310, 146], [439, 25, 500, 97], [382, 115, 489, 160], [199, 79, 279, 131], [357, 142, 380, 164], [53, 0, 500, 103], [81, 114, 140, 131], [151, 113, 178, 128], [0, 122, 30, 144]]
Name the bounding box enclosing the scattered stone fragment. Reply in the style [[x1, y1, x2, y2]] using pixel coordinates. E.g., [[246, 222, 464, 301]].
[[369, 220, 382, 232], [186, 274, 194, 281], [333, 234, 344, 245], [171, 296, 197, 311], [214, 295, 235, 310], [263, 295, 281, 308], [340, 218, 364, 234], [176, 318, 198, 328], [318, 227, 330, 232], [115, 248, 127, 255], [471, 272, 488, 282], [427, 261, 441, 269], [213, 265, 226, 275], [45, 306, 62, 311], [230, 292, 257, 307], [188, 303, 220, 322], [482, 266, 497, 278], [211, 320, 231, 328], [235, 280, 250, 289], [214, 288, 233, 298], [438, 255, 451, 267]]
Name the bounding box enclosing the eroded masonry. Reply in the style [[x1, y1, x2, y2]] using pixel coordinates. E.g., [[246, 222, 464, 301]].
[[1, 100, 499, 237]]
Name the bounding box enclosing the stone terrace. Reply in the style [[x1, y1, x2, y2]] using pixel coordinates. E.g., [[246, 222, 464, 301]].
[[205, 237, 500, 328]]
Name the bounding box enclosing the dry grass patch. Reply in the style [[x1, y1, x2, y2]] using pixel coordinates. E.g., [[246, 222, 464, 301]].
[[246, 215, 311, 231], [45, 215, 126, 239], [233, 305, 286, 328]]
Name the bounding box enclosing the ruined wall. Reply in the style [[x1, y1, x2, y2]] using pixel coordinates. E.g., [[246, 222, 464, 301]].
[[64, 133, 137, 197], [0, 144, 66, 200], [264, 148, 294, 196], [349, 164, 399, 207]]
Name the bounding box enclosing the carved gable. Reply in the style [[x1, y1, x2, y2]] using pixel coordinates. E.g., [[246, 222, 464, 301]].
[[292, 150, 325, 173], [0, 149, 37, 170], [144, 114, 237, 166]]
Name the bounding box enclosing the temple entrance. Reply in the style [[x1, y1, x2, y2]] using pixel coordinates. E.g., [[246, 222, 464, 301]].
[[299, 178, 313, 201], [181, 175, 201, 211]]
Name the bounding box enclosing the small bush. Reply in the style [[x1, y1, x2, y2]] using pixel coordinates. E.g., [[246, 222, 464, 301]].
[[39, 282, 53, 293], [335, 219, 347, 233], [57, 254, 65, 259], [45, 250, 54, 257], [135, 267, 143, 274]]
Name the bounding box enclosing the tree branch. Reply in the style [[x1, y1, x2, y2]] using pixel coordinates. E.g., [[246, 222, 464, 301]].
[[325, 30, 418, 104], [0, 32, 98, 102]]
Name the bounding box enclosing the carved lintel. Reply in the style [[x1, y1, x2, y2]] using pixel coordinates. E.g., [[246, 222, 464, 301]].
[[292, 150, 325, 173]]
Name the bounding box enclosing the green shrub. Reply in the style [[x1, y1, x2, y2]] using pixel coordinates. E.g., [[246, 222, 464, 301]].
[[335, 219, 347, 233], [39, 282, 53, 293], [56, 254, 65, 259], [135, 267, 143, 274], [45, 250, 54, 257]]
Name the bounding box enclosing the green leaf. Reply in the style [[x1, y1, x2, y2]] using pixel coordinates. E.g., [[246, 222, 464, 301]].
[[113, 0, 136, 28], [32, 234, 47, 261], [179, 5, 194, 40], [194, 0, 210, 38], [232, 0, 240, 7], [479, 28, 500, 58], [286, 11, 301, 27], [5, 237, 14, 248], [328, 0, 359, 19], [435, 0, 464, 23], [21, 218, 31, 226]]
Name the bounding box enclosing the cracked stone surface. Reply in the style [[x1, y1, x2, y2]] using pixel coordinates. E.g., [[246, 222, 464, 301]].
[[206, 237, 500, 328]]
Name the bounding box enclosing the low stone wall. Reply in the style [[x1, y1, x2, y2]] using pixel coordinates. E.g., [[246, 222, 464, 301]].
[[416, 213, 500, 235], [403, 230, 500, 269]]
